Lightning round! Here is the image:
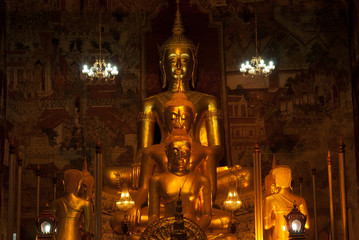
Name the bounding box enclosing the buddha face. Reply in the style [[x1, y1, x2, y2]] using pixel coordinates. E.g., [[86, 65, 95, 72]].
[[165, 106, 194, 133], [167, 141, 191, 174], [163, 47, 194, 82]]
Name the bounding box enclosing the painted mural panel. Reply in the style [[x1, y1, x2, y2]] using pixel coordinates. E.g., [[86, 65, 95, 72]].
[[4, 2, 142, 233], [224, 0, 357, 239], [352, 0, 359, 68]]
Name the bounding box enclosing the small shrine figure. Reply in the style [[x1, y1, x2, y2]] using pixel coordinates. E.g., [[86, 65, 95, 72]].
[[263, 166, 309, 240], [50, 169, 92, 240]]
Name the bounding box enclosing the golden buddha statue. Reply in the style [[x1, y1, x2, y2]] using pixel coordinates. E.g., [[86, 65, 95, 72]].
[[111, 93, 228, 232], [50, 169, 92, 240], [263, 169, 276, 240], [148, 129, 212, 229], [136, 0, 224, 200], [263, 166, 309, 240], [80, 158, 94, 202], [79, 159, 95, 240], [134, 92, 223, 212], [110, 0, 253, 234]]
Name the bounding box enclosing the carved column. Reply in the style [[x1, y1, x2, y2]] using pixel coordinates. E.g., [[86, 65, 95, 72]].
[[253, 143, 263, 240], [338, 138, 348, 240], [95, 139, 102, 240], [327, 151, 335, 240], [7, 140, 15, 240], [53, 173, 57, 201], [16, 154, 22, 240], [36, 165, 40, 217], [312, 168, 318, 240]]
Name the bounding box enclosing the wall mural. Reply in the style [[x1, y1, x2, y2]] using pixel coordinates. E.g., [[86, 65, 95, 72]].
[[224, 1, 356, 239], [4, 2, 142, 223], [351, 0, 359, 68]]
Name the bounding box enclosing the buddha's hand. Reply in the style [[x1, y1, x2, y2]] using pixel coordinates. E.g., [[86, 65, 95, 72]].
[[127, 206, 141, 227]]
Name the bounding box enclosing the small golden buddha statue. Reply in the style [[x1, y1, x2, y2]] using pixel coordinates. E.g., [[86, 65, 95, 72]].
[[148, 129, 212, 230], [80, 158, 94, 202], [263, 169, 276, 240], [136, 0, 224, 200], [50, 169, 92, 240], [263, 166, 309, 240], [79, 159, 95, 240]]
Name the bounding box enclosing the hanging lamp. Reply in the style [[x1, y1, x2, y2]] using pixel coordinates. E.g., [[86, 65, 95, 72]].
[[240, 4, 275, 77], [82, 6, 118, 83]]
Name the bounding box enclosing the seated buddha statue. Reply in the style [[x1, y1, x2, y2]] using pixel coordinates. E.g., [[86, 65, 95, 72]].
[[50, 169, 92, 240], [148, 129, 212, 229], [134, 92, 223, 213], [106, 2, 224, 224], [111, 93, 228, 232], [263, 166, 309, 240], [136, 0, 224, 201]]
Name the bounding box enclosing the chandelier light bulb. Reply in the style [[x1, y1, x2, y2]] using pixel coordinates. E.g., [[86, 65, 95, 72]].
[[111, 66, 118, 75], [82, 65, 89, 74]]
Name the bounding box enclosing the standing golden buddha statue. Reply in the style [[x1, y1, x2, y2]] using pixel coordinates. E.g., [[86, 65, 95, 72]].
[[136, 0, 224, 202], [79, 159, 95, 240], [263, 166, 309, 240], [50, 169, 92, 240]]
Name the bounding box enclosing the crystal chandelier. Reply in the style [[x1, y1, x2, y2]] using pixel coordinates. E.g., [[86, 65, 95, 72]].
[[240, 7, 275, 77], [82, 10, 118, 83], [114, 172, 135, 212], [116, 183, 135, 212], [223, 177, 242, 233], [223, 178, 242, 212]]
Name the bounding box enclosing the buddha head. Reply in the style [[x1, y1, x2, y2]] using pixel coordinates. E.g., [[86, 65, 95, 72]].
[[272, 165, 292, 189], [158, 0, 198, 89], [63, 169, 83, 194], [264, 171, 277, 196], [164, 92, 195, 134], [165, 128, 192, 175], [81, 158, 94, 201]]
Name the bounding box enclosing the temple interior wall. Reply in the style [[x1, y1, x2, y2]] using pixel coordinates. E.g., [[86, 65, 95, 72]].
[[0, 0, 358, 239]]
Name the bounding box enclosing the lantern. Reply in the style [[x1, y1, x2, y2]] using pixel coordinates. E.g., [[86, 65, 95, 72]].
[[35, 204, 57, 240], [284, 202, 307, 239]]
